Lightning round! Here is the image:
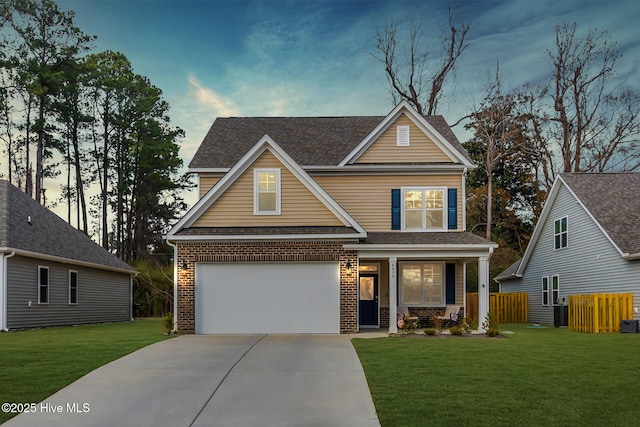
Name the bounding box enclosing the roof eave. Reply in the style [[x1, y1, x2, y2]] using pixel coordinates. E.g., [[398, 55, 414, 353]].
[[0, 247, 135, 275], [166, 232, 366, 242], [343, 243, 498, 251]]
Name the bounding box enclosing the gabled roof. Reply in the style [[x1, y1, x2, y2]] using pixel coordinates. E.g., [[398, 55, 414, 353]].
[[189, 101, 472, 170], [513, 173, 640, 277], [0, 180, 134, 273], [169, 135, 366, 240], [340, 101, 474, 166]]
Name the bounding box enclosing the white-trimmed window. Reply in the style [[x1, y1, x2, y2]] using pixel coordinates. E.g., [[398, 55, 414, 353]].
[[254, 169, 280, 215], [551, 275, 560, 305], [402, 187, 446, 230], [69, 270, 78, 304], [397, 125, 410, 146], [541, 276, 549, 306], [38, 266, 49, 304], [541, 275, 560, 306], [399, 262, 444, 306], [554, 216, 568, 249]]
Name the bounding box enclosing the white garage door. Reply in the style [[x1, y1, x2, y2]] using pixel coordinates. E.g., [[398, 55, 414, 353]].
[[195, 262, 340, 334]]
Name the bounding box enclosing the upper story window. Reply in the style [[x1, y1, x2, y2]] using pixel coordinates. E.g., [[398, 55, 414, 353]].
[[254, 169, 281, 215], [38, 266, 49, 304], [554, 216, 568, 249], [402, 188, 446, 230], [397, 125, 410, 146]]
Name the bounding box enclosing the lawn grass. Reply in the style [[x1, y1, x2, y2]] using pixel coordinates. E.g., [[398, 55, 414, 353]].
[[0, 318, 173, 424], [353, 324, 640, 427]]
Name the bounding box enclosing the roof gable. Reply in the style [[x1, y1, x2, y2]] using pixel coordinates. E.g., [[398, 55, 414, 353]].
[[188, 102, 473, 169], [339, 101, 474, 166], [516, 173, 640, 275], [0, 180, 134, 273], [169, 135, 366, 238]]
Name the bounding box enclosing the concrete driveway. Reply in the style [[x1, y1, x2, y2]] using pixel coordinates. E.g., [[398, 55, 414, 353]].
[[5, 334, 380, 427]]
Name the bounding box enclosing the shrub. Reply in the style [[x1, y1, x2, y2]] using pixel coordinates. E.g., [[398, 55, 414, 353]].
[[482, 313, 499, 337], [449, 325, 463, 336], [424, 328, 436, 335], [162, 312, 174, 334], [461, 317, 477, 334]]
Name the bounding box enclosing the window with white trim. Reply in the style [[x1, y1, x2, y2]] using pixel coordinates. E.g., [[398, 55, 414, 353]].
[[397, 125, 410, 146], [402, 188, 446, 230], [399, 262, 444, 306], [38, 266, 49, 304], [254, 169, 280, 215], [554, 216, 568, 249], [551, 275, 560, 305], [69, 270, 78, 304], [541, 276, 549, 306]]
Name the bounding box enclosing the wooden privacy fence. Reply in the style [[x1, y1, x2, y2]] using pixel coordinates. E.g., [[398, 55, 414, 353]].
[[466, 292, 528, 323], [568, 293, 633, 333]]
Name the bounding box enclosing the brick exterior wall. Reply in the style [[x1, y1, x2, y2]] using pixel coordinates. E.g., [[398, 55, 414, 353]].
[[176, 240, 358, 334]]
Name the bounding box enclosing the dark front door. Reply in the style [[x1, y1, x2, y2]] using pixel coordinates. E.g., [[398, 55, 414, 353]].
[[359, 274, 379, 326]]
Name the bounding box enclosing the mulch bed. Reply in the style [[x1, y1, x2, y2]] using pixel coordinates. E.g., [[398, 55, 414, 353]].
[[390, 332, 505, 339]]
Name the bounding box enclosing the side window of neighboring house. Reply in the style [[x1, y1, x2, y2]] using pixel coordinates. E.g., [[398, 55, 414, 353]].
[[254, 168, 281, 215], [541, 276, 560, 306], [551, 275, 560, 305], [38, 266, 49, 304], [69, 270, 78, 304], [541, 276, 549, 306], [554, 216, 568, 249]]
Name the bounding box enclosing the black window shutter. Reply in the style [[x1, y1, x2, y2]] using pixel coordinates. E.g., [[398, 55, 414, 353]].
[[447, 188, 458, 230], [446, 263, 456, 304], [391, 189, 401, 230]]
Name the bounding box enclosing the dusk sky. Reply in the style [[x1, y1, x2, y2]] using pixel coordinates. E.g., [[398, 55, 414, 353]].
[[52, 0, 638, 208]]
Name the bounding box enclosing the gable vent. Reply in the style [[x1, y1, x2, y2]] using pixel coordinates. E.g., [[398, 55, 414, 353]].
[[397, 125, 410, 146]]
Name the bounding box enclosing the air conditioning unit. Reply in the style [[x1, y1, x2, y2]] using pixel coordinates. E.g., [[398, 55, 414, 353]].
[[620, 320, 639, 333]]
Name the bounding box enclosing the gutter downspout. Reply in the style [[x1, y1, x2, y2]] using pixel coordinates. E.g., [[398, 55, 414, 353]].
[[166, 240, 178, 333], [1, 251, 16, 331]]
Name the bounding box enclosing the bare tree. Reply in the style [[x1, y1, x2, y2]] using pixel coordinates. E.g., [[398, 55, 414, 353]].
[[373, 3, 470, 116], [547, 23, 640, 173]]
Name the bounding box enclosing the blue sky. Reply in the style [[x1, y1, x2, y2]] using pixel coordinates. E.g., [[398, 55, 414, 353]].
[[53, 0, 638, 207]]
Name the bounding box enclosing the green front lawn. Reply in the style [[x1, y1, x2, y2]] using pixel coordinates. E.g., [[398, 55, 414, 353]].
[[353, 324, 640, 426], [0, 318, 173, 424]]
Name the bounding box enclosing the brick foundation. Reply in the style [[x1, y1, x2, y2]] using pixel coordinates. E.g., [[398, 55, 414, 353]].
[[175, 240, 357, 334]]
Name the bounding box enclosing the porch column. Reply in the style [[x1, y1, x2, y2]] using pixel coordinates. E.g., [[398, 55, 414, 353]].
[[478, 255, 490, 331], [388, 257, 398, 333]]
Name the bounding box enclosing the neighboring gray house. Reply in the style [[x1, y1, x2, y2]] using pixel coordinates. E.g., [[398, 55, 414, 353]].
[[0, 180, 135, 330], [497, 173, 640, 324]]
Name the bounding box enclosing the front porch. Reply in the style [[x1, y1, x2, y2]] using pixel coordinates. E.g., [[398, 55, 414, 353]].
[[344, 232, 497, 333]]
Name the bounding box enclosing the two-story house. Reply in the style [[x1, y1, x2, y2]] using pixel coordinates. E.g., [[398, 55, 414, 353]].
[[166, 101, 497, 334], [497, 173, 640, 324]]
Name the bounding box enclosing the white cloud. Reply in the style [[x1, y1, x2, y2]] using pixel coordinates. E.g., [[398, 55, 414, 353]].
[[187, 74, 241, 117]]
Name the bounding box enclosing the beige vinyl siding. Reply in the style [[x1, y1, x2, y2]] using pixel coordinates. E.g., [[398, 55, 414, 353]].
[[315, 174, 462, 231], [198, 173, 224, 198], [355, 114, 453, 164], [193, 151, 344, 227]]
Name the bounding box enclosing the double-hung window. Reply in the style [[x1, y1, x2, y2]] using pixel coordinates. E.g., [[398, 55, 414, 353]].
[[399, 262, 444, 306], [254, 169, 280, 215], [541, 275, 560, 306], [69, 270, 78, 304], [554, 217, 568, 249], [402, 187, 446, 230], [38, 266, 49, 304]]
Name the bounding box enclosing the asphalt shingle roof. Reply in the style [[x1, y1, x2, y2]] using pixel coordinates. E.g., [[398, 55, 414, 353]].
[[189, 115, 471, 168], [363, 232, 496, 246], [0, 180, 135, 272], [561, 173, 640, 255]]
